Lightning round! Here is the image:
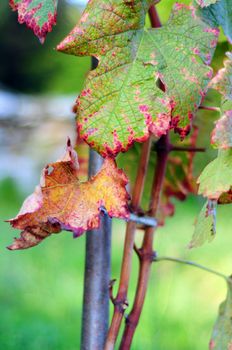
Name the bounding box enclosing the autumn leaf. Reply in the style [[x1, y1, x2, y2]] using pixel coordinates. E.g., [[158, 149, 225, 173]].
[[210, 280, 232, 350], [57, 1, 218, 156], [198, 0, 232, 43], [9, 0, 58, 43], [7, 139, 129, 250], [188, 200, 216, 249]]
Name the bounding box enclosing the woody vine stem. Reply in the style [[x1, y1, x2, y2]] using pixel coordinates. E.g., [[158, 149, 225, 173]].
[[104, 5, 221, 349]]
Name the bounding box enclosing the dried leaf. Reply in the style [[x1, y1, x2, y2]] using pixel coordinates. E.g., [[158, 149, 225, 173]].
[[9, 0, 58, 43], [188, 200, 216, 248], [7, 139, 129, 250], [57, 1, 218, 156], [210, 280, 232, 350]]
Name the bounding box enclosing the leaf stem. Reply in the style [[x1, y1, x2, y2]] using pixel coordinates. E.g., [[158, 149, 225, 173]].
[[199, 105, 220, 113], [154, 256, 230, 282], [104, 138, 152, 350]]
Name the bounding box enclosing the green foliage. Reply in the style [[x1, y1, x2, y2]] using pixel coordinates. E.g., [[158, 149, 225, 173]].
[[4, 0, 232, 348], [57, 1, 218, 156], [210, 280, 232, 350], [198, 0, 232, 43]]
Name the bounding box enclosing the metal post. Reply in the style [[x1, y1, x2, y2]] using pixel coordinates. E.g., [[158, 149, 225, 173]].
[[81, 57, 112, 350]]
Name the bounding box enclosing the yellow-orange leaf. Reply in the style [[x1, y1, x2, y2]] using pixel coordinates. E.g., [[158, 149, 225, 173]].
[[7, 139, 129, 250]]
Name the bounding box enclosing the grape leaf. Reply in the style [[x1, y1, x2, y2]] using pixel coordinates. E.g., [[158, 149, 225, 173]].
[[198, 149, 232, 201], [211, 109, 232, 149], [9, 0, 58, 43], [188, 200, 216, 248], [198, 0, 232, 43], [211, 52, 232, 101], [57, 2, 218, 157], [210, 52, 232, 148], [210, 280, 232, 350], [7, 139, 129, 250], [196, 0, 218, 7]]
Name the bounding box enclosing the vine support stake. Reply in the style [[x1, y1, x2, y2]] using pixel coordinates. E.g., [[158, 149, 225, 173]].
[[81, 58, 112, 350]]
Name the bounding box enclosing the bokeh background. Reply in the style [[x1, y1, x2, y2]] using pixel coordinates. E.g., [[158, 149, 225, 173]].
[[1, 0, 232, 349]]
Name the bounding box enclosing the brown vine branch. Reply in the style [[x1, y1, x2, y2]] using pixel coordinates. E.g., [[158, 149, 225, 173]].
[[170, 146, 205, 152], [153, 142, 205, 153], [104, 138, 152, 350], [119, 134, 169, 349]]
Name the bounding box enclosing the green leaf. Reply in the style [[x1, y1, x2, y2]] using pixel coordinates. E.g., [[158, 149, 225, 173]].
[[57, 2, 218, 156], [198, 0, 232, 43], [9, 0, 58, 43], [188, 200, 216, 249], [210, 52, 232, 149], [210, 280, 232, 350], [198, 149, 232, 200]]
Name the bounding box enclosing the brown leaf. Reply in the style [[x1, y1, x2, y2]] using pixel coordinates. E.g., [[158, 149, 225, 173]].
[[7, 139, 129, 250]]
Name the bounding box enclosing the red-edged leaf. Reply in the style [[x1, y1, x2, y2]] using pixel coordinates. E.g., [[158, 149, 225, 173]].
[[9, 0, 57, 43], [57, 1, 218, 157], [210, 52, 232, 149], [211, 110, 232, 149], [7, 139, 129, 250], [197, 53, 232, 203], [210, 52, 232, 101]]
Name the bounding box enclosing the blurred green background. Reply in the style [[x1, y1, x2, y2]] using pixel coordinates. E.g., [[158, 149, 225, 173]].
[[0, 0, 232, 349]]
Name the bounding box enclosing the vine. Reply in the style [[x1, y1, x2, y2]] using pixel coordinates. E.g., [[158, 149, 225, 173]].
[[7, 0, 232, 349]]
